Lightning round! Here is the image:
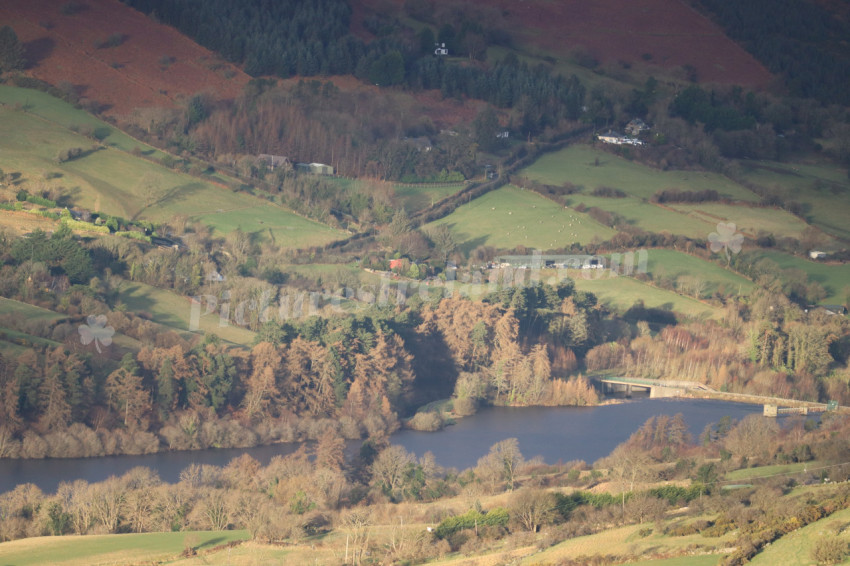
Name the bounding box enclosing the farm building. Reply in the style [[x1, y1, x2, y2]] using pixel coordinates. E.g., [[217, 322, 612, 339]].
[[811, 304, 848, 316], [296, 162, 334, 176], [493, 254, 605, 270], [597, 130, 644, 146], [809, 250, 828, 260]]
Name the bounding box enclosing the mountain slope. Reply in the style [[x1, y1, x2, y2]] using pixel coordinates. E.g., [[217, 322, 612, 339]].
[[0, 0, 250, 116]]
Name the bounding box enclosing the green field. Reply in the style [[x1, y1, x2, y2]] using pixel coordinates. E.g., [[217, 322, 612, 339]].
[[522, 144, 760, 202], [666, 202, 815, 240], [425, 185, 616, 253], [755, 251, 850, 305], [736, 160, 850, 241], [0, 530, 249, 566], [0, 87, 342, 248], [571, 273, 720, 319], [0, 297, 67, 321], [568, 194, 715, 238], [394, 182, 467, 212], [0, 85, 163, 156], [119, 282, 256, 346], [749, 504, 850, 565], [643, 249, 755, 296], [521, 519, 732, 565], [723, 461, 818, 482]]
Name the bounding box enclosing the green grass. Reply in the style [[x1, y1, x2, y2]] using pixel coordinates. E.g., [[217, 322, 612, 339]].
[[643, 250, 755, 296], [0, 530, 249, 566], [627, 556, 723, 566], [425, 185, 616, 253], [570, 273, 720, 319], [522, 144, 760, 202], [394, 182, 466, 212], [194, 202, 343, 249], [0, 85, 161, 156], [666, 202, 815, 240], [119, 282, 256, 346], [522, 519, 733, 565], [0, 298, 67, 321], [0, 87, 342, 248], [749, 504, 850, 565], [723, 461, 819, 482], [754, 250, 850, 305], [736, 160, 850, 241], [567, 194, 716, 238]]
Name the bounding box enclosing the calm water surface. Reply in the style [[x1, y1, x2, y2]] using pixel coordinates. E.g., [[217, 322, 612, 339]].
[[0, 398, 765, 494]]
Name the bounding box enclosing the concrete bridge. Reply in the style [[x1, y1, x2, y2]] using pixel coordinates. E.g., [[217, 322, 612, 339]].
[[596, 377, 713, 399], [596, 376, 841, 416]]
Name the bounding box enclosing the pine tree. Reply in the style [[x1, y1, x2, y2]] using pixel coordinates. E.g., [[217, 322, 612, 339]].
[[0, 26, 25, 74]]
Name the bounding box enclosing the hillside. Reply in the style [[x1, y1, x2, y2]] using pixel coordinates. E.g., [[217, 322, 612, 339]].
[[0, 0, 250, 116], [355, 0, 773, 87]]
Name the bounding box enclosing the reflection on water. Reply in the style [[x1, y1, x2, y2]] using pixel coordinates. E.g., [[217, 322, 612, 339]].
[[0, 398, 764, 494]]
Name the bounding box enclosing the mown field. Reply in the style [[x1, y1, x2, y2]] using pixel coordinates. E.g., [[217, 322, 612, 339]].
[[643, 249, 755, 296], [736, 160, 850, 241], [571, 273, 720, 319], [0, 86, 342, 248], [424, 185, 616, 253], [119, 282, 256, 346], [0, 530, 250, 566], [520, 519, 732, 565], [567, 193, 710, 238], [755, 251, 850, 305], [522, 144, 760, 202], [748, 504, 850, 566], [394, 182, 467, 213], [665, 202, 815, 240]]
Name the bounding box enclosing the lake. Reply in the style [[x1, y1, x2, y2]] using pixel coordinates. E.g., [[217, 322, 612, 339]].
[[0, 398, 766, 494]]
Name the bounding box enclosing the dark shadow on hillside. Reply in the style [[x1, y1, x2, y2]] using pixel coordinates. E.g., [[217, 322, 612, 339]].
[[135, 182, 205, 221], [23, 37, 55, 68], [459, 235, 488, 256], [197, 536, 226, 549]]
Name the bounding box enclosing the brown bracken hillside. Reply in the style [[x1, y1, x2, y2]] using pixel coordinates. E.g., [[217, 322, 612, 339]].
[[0, 0, 250, 117], [357, 0, 773, 87]]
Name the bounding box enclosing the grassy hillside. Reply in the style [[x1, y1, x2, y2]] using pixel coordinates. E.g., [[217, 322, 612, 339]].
[[0, 530, 249, 566], [748, 505, 850, 566], [735, 160, 850, 241], [0, 86, 343, 248], [665, 202, 815, 240], [643, 250, 755, 296], [571, 274, 720, 319], [119, 282, 256, 346], [754, 251, 850, 305], [522, 145, 760, 202], [425, 185, 616, 253]]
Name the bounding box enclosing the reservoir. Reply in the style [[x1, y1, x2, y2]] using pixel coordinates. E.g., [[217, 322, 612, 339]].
[[0, 398, 766, 494]]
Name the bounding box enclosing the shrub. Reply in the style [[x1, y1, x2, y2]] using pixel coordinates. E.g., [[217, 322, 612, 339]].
[[94, 32, 126, 49], [408, 411, 444, 432], [592, 186, 627, 198], [811, 536, 849, 565]]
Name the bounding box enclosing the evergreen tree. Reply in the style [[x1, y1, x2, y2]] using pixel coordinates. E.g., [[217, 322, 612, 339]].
[[0, 26, 25, 74]]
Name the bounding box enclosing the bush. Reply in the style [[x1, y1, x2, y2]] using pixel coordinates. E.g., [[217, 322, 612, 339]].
[[94, 33, 126, 49], [812, 536, 849, 565], [408, 411, 444, 432], [26, 194, 56, 208], [591, 186, 627, 198], [453, 396, 478, 417]]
